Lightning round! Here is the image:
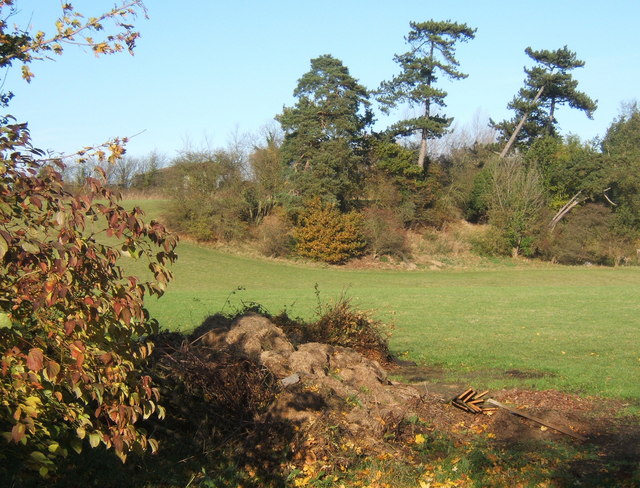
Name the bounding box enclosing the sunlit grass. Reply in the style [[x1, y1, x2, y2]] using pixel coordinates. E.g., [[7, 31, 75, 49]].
[[119, 198, 640, 400]]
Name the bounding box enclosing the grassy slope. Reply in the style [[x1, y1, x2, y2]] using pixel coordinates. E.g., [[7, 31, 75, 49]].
[[124, 198, 640, 400]]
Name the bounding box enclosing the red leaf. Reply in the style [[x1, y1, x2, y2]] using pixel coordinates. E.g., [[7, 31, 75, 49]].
[[120, 307, 131, 325], [64, 320, 76, 335], [26, 348, 44, 372], [113, 301, 122, 318], [99, 353, 113, 365]]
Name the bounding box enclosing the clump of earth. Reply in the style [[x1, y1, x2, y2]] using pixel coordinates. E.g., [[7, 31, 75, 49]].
[[149, 313, 640, 485]]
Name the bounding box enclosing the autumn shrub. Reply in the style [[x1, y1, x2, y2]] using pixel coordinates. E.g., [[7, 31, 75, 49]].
[[256, 209, 294, 257], [421, 191, 462, 229], [265, 289, 393, 364], [293, 198, 366, 264], [0, 3, 181, 478], [361, 207, 408, 259], [0, 124, 177, 477], [315, 295, 391, 362]]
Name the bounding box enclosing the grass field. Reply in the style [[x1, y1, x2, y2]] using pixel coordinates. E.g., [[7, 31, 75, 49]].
[[124, 198, 640, 401]]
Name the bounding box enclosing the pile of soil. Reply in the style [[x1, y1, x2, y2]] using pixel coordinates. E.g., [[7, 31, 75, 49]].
[[148, 313, 639, 486]]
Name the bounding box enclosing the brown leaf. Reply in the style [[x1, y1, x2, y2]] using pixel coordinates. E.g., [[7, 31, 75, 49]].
[[26, 348, 44, 372], [45, 360, 61, 382], [11, 423, 26, 443]]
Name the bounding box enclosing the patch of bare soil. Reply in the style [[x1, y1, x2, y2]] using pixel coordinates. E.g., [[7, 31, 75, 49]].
[[393, 365, 640, 485], [149, 314, 639, 486]]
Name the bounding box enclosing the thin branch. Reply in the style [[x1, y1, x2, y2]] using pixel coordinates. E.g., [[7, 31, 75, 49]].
[[0, 1, 145, 65]]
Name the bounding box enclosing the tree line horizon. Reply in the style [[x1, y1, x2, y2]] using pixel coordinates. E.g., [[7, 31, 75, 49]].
[[66, 20, 638, 267]]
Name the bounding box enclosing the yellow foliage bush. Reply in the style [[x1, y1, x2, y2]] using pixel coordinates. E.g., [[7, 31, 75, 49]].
[[293, 199, 366, 264]]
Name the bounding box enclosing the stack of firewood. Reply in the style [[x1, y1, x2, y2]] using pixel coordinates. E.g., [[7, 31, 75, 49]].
[[451, 388, 498, 414]]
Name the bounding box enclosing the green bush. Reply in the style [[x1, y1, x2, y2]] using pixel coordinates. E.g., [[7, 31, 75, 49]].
[[166, 150, 251, 241], [465, 167, 492, 222], [486, 157, 546, 257], [293, 199, 366, 264]]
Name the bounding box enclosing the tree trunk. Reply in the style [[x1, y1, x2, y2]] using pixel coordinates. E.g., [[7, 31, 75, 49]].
[[547, 97, 556, 135], [549, 191, 583, 230], [417, 114, 428, 169], [417, 42, 435, 170], [499, 86, 545, 159]]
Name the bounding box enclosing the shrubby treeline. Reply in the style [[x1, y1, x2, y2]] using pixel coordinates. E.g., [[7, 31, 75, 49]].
[[117, 28, 638, 266]]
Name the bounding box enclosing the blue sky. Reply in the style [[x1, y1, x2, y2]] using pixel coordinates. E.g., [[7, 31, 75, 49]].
[[4, 0, 639, 159]]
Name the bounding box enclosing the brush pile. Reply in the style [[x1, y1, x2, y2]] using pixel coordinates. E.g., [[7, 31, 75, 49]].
[[145, 310, 426, 481]]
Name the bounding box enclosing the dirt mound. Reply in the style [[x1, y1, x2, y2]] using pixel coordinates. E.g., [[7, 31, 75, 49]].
[[195, 313, 421, 435], [146, 314, 639, 486]]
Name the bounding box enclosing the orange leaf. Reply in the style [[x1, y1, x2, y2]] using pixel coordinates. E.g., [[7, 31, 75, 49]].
[[11, 423, 26, 442]]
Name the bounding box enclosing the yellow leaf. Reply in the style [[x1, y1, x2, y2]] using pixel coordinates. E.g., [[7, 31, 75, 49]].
[[88, 432, 101, 448]]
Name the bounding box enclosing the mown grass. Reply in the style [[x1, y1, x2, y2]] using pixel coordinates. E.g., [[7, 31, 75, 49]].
[[120, 198, 640, 401]]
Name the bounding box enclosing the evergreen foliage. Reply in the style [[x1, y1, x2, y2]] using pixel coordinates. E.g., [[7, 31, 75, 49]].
[[493, 46, 597, 147], [601, 103, 640, 235], [377, 20, 476, 168], [525, 136, 607, 207], [277, 55, 373, 208]]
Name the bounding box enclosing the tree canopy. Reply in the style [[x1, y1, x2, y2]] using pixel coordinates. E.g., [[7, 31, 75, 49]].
[[276, 54, 373, 208], [377, 20, 476, 168], [493, 46, 597, 148]]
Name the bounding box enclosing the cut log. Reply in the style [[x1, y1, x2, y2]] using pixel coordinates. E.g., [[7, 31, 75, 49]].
[[457, 388, 473, 401]]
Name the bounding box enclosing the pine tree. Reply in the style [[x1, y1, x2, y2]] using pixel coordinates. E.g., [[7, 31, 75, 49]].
[[276, 55, 373, 208], [377, 20, 476, 169], [494, 46, 597, 149]]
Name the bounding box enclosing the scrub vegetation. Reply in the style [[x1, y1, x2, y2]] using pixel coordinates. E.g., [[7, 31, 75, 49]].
[[2, 2, 639, 486]]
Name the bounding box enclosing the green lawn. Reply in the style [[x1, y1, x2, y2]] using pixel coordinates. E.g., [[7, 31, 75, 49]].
[[121, 198, 640, 400]]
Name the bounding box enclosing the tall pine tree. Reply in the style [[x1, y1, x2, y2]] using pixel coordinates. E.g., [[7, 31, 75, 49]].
[[377, 20, 476, 169], [276, 55, 373, 209], [494, 46, 597, 149]]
